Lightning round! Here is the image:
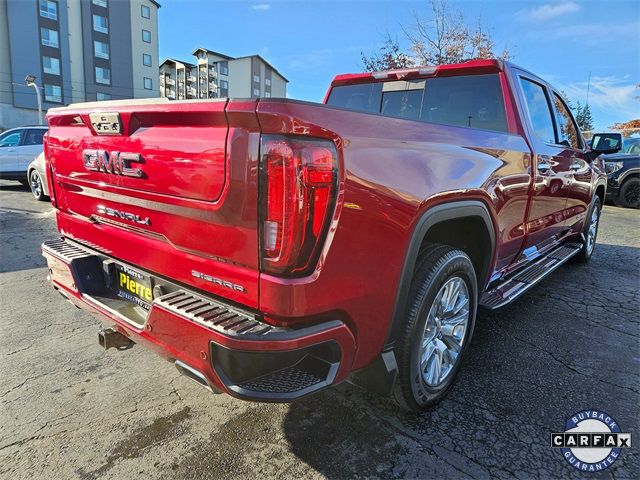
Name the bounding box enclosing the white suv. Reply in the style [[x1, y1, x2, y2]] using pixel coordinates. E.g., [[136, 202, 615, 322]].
[[0, 126, 47, 184]]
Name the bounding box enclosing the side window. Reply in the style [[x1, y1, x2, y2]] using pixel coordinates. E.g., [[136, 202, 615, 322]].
[[519, 77, 556, 145], [0, 130, 22, 147], [24, 129, 46, 146], [553, 93, 581, 149]]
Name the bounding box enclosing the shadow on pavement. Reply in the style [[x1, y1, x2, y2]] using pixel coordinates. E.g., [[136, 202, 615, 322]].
[[280, 242, 639, 479]]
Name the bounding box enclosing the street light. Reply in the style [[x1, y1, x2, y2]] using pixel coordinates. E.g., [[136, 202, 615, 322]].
[[25, 74, 43, 125]]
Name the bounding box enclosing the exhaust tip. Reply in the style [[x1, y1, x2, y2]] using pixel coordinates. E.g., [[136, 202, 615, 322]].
[[175, 360, 220, 394], [98, 327, 135, 351]]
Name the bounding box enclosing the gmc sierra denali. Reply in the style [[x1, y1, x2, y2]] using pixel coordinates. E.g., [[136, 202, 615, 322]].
[[42, 60, 607, 411]]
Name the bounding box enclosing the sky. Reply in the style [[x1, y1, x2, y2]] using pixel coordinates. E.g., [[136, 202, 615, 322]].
[[159, 0, 639, 130]]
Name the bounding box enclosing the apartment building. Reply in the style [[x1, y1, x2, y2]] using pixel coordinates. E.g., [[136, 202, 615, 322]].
[[159, 48, 287, 101], [0, 0, 160, 130]]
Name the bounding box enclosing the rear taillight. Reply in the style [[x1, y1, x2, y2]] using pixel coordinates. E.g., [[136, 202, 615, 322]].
[[260, 135, 339, 277]]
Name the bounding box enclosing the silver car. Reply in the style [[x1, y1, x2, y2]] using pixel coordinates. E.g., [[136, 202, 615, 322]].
[[0, 126, 47, 186], [27, 151, 49, 201]]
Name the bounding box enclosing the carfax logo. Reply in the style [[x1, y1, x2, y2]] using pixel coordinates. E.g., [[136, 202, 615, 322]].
[[551, 410, 632, 472]]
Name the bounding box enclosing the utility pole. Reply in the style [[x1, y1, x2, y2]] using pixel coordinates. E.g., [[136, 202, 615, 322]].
[[25, 74, 43, 125]]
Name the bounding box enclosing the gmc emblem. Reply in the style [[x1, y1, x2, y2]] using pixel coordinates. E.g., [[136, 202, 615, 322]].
[[83, 150, 144, 178]]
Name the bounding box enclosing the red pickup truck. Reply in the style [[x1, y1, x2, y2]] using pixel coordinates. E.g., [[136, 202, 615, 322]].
[[42, 60, 607, 411]]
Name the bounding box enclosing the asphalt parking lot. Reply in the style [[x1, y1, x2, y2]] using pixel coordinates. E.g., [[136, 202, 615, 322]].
[[0, 181, 638, 480]]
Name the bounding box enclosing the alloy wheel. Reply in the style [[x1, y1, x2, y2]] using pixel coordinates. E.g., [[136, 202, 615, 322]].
[[586, 204, 599, 254], [30, 172, 42, 199], [420, 276, 470, 387]]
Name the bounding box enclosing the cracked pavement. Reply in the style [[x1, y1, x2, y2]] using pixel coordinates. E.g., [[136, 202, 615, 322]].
[[1, 181, 638, 479]]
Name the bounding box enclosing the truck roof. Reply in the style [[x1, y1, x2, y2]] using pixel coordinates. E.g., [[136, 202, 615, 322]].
[[331, 59, 507, 87]]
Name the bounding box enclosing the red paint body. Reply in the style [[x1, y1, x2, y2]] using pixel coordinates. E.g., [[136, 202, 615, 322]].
[[43, 60, 606, 399]]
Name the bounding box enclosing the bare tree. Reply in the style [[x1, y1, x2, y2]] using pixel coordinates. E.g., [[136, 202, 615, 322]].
[[405, 0, 510, 65], [361, 34, 415, 72], [362, 0, 510, 71]]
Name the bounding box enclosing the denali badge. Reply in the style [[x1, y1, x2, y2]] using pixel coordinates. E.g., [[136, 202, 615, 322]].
[[97, 205, 150, 225], [89, 112, 121, 135], [83, 149, 144, 178], [191, 270, 246, 293]]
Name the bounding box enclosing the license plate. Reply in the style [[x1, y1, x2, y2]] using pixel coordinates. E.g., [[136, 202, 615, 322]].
[[113, 263, 153, 310]]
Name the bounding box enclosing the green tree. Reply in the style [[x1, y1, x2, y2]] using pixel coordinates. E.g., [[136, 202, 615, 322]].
[[575, 102, 594, 133]]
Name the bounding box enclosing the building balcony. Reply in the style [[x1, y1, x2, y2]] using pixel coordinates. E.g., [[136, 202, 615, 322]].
[[187, 76, 196, 83], [209, 82, 218, 91], [166, 78, 175, 85]]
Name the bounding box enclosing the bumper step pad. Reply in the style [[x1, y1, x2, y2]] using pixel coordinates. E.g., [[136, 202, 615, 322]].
[[155, 290, 285, 338], [480, 242, 582, 310]]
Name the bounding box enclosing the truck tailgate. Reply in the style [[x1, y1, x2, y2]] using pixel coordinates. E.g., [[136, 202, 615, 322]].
[[45, 99, 261, 308]]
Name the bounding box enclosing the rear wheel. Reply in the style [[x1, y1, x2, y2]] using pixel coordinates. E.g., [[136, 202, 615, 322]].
[[618, 178, 640, 208], [29, 170, 46, 201], [393, 244, 477, 411], [574, 196, 601, 263]]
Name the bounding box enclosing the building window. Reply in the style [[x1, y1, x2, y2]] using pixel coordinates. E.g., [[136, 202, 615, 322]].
[[253, 88, 260, 96], [39, 0, 57, 20], [265, 78, 271, 87], [96, 92, 111, 101], [253, 74, 260, 83], [41, 28, 59, 48], [44, 84, 62, 103], [219, 61, 228, 75], [219, 80, 228, 89], [143, 53, 152, 67], [141, 4, 150, 18], [42, 56, 60, 75], [265, 91, 271, 98], [143, 77, 153, 90], [92, 0, 107, 7], [93, 14, 108, 34], [94, 40, 109, 59], [95, 66, 111, 85], [142, 29, 151, 43]]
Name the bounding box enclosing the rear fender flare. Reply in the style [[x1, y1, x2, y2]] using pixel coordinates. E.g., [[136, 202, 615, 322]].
[[384, 200, 496, 349]]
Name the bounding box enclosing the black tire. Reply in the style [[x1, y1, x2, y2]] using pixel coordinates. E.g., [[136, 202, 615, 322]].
[[574, 196, 601, 263], [392, 243, 477, 411], [618, 178, 640, 209], [29, 170, 46, 201]]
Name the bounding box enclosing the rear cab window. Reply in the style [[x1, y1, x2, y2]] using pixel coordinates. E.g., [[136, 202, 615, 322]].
[[327, 73, 508, 133]]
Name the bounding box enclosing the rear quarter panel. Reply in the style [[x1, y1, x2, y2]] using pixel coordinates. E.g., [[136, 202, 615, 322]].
[[257, 100, 532, 368]]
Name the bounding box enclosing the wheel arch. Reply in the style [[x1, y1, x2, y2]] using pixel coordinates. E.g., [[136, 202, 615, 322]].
[[384, 200, 496, 349]]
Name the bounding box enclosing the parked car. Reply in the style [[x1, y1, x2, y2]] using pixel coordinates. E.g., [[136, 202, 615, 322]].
[[27, 152, 49, 201], [590, 133, 640, 208], [0, 126, 47, 184], [621, 137, 640, 154], [41, 60, 607, 411]]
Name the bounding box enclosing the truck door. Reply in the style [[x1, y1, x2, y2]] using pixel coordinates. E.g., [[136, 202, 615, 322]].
[[550, 91, 592, 235], [516, 75, 573, 255]]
